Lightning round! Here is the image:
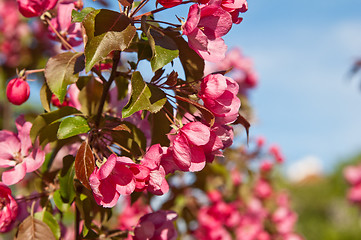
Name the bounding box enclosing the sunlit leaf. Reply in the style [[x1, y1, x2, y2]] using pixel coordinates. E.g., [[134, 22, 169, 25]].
[[83, 9, 136, 72], [122, 71, 166, 118], [71, 7, 95, 23], [57, 116, 90, 139], [45, 52, 85, 103], [30, 106, 82, 143]]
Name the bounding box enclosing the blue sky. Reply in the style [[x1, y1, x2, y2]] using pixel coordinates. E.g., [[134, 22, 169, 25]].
[[84, 0, 361, 171], [226, 0, 361, 170]]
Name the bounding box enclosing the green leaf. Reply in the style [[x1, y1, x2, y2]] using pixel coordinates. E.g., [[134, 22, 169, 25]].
[[165, 30, 204, 83], [71, 7, 95, 23], [83, 9, 136, 72], [45, 52, 85, 103], [57, 116, 90, 139], [122, 71, 166, 118], [40, 83, 52, 112], [53, 190, 71, 212], [16, 216, 56, 240], [34, 211, 61, 240], [148, 28, 179, 72], [30, 106, 82, 143], [59, 155, 76, 203]]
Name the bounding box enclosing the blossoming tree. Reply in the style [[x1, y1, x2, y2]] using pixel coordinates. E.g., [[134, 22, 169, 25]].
[[0, 0, 303, 239]]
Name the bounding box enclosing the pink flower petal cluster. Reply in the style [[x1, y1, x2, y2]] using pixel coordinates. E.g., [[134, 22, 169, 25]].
[[271, 194, 302, 239], [49, 0, 82, 48], [0, 116, 45, 185], [16, 0, 57, 18], [182, 2, 233, 62], [254, 178, 272, 199], [157, 0, 182, 8], [0, 183, 18, 233], [90, 145, 170, 207], [133, 210, 178, 240], [344, 164, 361, 206], [168, 122, 210, 171], [6, 78, 30, 105], [89, 155, 144, 207], [199, 73, 241, 124]]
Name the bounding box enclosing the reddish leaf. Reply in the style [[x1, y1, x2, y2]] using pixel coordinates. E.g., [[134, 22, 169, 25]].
[[16, 216, 56, 240], [175, 95, 215, 127], [75, 141, 95, 190]]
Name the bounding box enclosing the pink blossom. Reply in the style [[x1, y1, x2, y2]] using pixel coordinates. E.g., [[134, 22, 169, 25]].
[[0, 183, 18, 232], [254, 179, 272, 199], [157, 0, 182, 8], [6, 78, 30, 105], [272, 206, 298, 235], [133, 210, 178, 240], [141, 144, 169, 195], [344, 164, 361, 185], [269, 144, 284, 163], [260, 161, 273, 172], [89, 155, 137, 207], [0, 116, 45, 185], [49, 0, 82, 48], [182, 3, 232, 62], [16, 0, 57, 18], [199, 74, 240, 124], [169, 122, 210, 171]]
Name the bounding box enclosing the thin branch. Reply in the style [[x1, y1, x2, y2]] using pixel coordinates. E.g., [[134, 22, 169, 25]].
[[46, 19, 76, 52], [95, 51, 121, 128], [130, 0, 149, 18]]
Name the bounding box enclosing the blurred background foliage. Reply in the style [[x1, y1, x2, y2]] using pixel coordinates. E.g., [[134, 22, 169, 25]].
[[284, 153, 361, 240]]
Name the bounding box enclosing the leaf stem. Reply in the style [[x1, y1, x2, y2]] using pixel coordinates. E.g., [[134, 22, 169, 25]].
[[95, 51, 121, 128]]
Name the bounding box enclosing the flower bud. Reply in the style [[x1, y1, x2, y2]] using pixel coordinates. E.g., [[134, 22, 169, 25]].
[[6, 78, 30, 105]]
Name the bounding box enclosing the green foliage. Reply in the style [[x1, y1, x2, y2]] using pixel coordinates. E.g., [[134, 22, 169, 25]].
[[45, 52, 85, 103], [71, 7, 96, 23], [57, 116, 90, 139], [287, 153, 361, 240], [122, 71, 166, 118], [83, 9, 136, 72], [30, 106, 82, 145]]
